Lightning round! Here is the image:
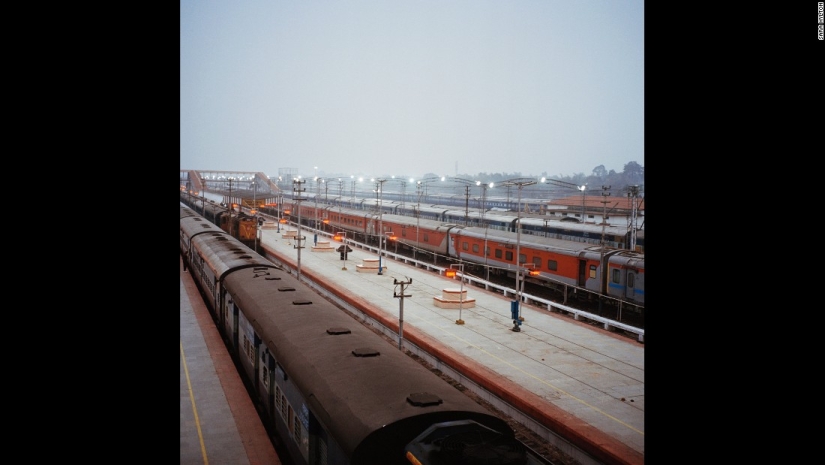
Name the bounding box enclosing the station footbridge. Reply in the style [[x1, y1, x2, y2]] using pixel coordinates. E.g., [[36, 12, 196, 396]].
[[179, 169, 289, 210]]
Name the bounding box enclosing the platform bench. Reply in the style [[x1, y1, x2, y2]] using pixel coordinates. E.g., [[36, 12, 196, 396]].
[[311, 241, 335, 252], [433, 288, 476, 308], [356, 258, 387, 273]]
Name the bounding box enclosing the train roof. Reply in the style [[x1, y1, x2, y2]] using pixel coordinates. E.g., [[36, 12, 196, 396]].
[[519, 215, 633, 235], [223, 267, 503, 458], [456, 227, 603, 254], [378, 213, 464, 231], [180, 211, 226, 237], [190, 231, 277, 278], [180, 205, 199, 219]]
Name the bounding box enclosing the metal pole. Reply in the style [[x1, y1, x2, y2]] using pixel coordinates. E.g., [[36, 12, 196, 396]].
[[599, 185, 610, 312], [502, 178, 535, 331], [342, 232, 348, 270], [454, 264, 465, 325], [515, 184, 522, 322], [378, 179, 386, 275], [481, 182, 490, 281], [228, 178, 233, 237], [393, 277, 412, 350], [464, 185, 469, 226], [415, 181, 421, 260], [294, 179, 307, 280]]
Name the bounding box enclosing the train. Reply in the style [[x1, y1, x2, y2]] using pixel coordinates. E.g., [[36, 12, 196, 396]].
[[272, 190, 643, 253], [181, 192, 263, 251], [260, 199, 645, 309], [180, 204, 551, 465], [179, 191, 645, 309]]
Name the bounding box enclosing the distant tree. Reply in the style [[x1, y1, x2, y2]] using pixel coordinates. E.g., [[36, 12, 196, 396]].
[[622, 161, 644, 185], [591, 165, 608, 179]]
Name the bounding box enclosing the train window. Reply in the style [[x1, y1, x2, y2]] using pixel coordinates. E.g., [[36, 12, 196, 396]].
[[628, 273, 635, 288], [281, 394, 288, 421], [402, 229, 407, 237], [590, 265, 597, 279], [547, 259, 558, 271], [519, 253, 526, 264], [288, 405, 294, 435], [505, 251, 513, 261], [485, 246, 490, 256], [462, 241, 469, 251], [275, 387, 282, 416], [423, 233, 429, 243], [262, 365, 270, 389], [472, 244, 479, 253], [294, 415, 302, 444], [612, 269, 621, 284], [495, 249, 502, 259], [532, 257, 541, 269]]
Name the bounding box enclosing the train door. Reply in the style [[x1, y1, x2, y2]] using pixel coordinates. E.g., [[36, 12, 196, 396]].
[[577, 260, 587, 287], [625, 269, 638, 300]]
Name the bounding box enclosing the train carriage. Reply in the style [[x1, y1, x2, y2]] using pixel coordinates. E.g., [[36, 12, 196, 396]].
[[448, 227, 604, 292], [409, 205, 449, 222], [605, 251, 645, 304], [184, 191, 645, 308], [377, 214, 464, 257], [519, 216, 629, 249], [181, 205, 542, 465]]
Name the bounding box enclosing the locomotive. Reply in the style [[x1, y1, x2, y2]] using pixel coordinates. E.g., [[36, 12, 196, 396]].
[[180, 204, 551, 465], [181, 193, 262, 252]]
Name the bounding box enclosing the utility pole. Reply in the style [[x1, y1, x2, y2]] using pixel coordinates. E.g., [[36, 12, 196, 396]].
[[293, 178, 307, 280], [393, 277, 412, 350], [377, 179, 387, 275], [228, 177, 234, 237], [599, 185, 611, 312], [200, 177, 206, 214], [501, 178, 536, 331], [628, 185, 640, 251]]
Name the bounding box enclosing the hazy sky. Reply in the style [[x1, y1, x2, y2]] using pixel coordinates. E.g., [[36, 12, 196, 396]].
[[180, 0, 644, 180]]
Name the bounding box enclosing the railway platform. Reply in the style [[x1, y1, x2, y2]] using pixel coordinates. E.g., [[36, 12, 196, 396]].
[[258, 225, 645, 465], [180, 256, 282, 465]]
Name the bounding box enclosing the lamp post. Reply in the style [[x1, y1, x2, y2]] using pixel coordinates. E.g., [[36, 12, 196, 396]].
[[540, 177, 588, 224], [334, 231, 348, 270], [200, 177, 206, 214], [313, 176, 321, 232], [250, 180, 259, 252], [251, 180, 257, 212], [447, 264, 466, 325], [476, 180, 493, 281], [228, 177, 235, 236], [276, 191, 282, 233], [599, 185, 611, 312], [293, 178, 307, 280], [376, 179, 387, 275], [501, 178, 537, 331], [415, 181, 422, 260], [413, 176, 443, 261], [628, 185, 640, 251]]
